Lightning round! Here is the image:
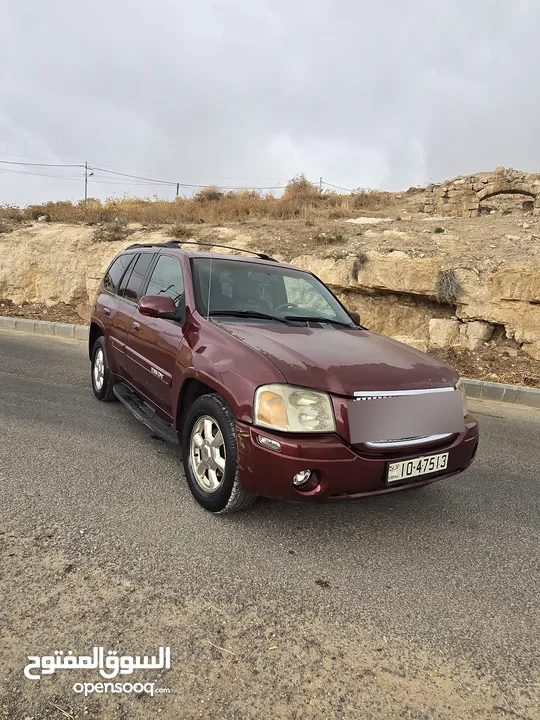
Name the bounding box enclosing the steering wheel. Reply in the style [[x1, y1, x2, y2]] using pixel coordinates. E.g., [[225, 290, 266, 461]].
[[274, 302, 300, 312]]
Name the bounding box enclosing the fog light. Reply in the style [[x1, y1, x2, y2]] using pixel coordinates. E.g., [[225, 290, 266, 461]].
[[292, 469, 312, 487], [258, 435, 281, 452]]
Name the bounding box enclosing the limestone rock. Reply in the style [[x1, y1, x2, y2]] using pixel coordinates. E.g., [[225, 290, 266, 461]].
[[523, 341, 540, 361], [428, 319, 461, 348], [490, 266, 540, 303], [464, 321, 494, 341], [345, 217, 393, 225]]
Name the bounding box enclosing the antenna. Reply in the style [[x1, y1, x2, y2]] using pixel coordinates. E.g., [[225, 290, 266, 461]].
[[206, 255, 213, 322]]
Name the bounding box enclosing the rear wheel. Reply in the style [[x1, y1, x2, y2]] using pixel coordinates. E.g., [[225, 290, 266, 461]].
[[91, 336, 116, 402], [182, 393, 256, 513]]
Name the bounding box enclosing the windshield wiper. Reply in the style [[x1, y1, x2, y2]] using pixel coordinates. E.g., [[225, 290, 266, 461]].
[[284, 315, 355, 328], [208, 310, 291, 324]]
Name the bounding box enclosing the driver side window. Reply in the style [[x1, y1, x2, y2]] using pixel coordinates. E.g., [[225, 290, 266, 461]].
[[146, 255, 185, 308]]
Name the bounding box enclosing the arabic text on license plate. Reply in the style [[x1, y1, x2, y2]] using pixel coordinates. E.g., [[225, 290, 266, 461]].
[[387, 452, 449, 483]]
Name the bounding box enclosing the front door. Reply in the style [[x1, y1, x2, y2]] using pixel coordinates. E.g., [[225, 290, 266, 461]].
[[126, 254, 186, 418]]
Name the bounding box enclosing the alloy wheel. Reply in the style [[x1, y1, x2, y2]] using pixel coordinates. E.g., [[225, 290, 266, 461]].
[[189, 415, 226, 493]]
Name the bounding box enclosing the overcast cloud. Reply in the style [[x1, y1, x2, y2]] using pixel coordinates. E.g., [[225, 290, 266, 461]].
[[1, 0, 539, 204]]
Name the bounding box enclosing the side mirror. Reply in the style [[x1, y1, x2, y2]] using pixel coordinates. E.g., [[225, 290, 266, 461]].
[[348, 310, 361, 325], [138, 294, 176, 318]]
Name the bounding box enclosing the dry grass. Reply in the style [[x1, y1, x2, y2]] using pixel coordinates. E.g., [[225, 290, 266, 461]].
[[93, 222, 134, 243], [168, 223, 192, 239], [350, 252, 369, 281], [436, 268, 463, 304], [313, 230, 347, 245], [350, 189, 392, 210], [0, 177, 395, 227]]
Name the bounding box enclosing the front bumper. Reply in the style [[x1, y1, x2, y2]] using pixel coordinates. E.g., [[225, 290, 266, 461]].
[[236, 416, 479, 502]]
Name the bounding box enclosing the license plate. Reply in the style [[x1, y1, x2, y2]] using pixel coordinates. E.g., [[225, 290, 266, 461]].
[[387, 452, 449, 484]]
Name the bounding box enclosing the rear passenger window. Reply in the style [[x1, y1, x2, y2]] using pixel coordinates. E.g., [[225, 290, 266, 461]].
[[121, 253, 154, 303], [146, 255, 185, 307], [103, 254, 134, 294]]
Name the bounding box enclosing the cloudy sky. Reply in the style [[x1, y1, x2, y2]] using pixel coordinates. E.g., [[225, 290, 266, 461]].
[[1, 0, 539, 205]]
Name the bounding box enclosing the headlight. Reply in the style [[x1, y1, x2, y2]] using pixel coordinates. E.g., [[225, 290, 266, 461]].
[[455, 378, 468, 417], [254, 384, 336, 433]]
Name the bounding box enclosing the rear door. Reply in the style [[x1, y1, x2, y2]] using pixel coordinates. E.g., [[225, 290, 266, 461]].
[[126, 253, 186, 418], [98, 252, 136, 374]]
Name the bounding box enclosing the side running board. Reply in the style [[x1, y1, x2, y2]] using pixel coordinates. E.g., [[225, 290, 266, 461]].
[[113, 382, 179, 444]]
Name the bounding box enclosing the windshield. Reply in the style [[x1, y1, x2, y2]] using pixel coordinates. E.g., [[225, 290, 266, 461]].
[[191, 257, 356, 327]]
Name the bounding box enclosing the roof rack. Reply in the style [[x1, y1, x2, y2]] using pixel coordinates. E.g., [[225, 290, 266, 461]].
[[124, 240, 277, 262]]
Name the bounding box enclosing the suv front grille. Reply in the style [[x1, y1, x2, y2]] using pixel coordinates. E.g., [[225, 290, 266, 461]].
[[352, 387, 456, 450]]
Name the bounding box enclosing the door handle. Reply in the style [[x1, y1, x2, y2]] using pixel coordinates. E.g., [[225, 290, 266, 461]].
[[132, 321, 141, 331], [103, 307, 111, 316]]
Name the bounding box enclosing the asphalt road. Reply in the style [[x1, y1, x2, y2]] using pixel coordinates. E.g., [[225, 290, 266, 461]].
[[1, 330, 539, 717]]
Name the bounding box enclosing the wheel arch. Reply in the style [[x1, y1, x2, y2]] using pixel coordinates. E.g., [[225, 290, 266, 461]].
[[89, 321, 104, 359], [175, 376, 239, 433]]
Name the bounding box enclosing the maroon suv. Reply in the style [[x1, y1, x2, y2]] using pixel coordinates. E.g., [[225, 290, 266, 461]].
[[89, 241, 478, 513]]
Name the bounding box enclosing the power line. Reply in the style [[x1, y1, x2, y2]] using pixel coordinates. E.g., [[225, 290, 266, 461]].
[[91, 166, 289, 190], [90, 167, 178, 186], [0, 159, 85, 169], [0, 150, 82, 163], [0, 167, 83, 181], [0, 153, 358, 195], [322, 181, 355, 192]]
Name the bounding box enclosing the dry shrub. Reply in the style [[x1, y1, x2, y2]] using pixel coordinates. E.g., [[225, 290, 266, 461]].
[[313, 230, 347, 245], [0, 177, 395, 226], [93, 222, 133, 243], [350, 252, 369, 281], [436, 268, 463, 304], [169, 223, 191, 239], [283, 174, 320, 202], [350, 189, 391, 210], [0, 205, 23, 221], [194, 186, 224, 202]]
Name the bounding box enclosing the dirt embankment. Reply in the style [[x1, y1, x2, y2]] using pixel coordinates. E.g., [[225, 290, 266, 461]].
[[1, 193, 540, 387]]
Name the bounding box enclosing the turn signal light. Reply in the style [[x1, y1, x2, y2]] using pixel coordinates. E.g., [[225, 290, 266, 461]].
[[256, 391, 288, 429]]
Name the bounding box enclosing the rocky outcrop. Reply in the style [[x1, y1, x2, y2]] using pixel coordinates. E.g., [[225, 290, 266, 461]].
[[1, 222, 539, 361], [285, 253, 540, 360]]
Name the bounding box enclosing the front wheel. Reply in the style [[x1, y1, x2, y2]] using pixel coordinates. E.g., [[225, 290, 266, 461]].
[[91, 336, 116, 401], [182, 394, 256, 513]]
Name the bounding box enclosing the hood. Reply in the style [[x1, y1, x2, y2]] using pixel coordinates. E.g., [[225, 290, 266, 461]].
[[218, 322, 457, 396]]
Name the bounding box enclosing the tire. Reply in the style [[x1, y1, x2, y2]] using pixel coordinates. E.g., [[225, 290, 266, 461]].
[[182, 393, 256, 513], [91, 336, 116, 402]]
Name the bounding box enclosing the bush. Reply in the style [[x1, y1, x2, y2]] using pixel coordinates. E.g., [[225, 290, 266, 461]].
[[350, 252, 369, 281], [0, 205, 23, 221], [93, 222, 132, 243], [436, 268, 463, 304], [350, 189, 391, 210], [283, 174, 320, 202], [169, 223, 191, 239], [434, 226, 445, 233], [194, 186, 224, 202]]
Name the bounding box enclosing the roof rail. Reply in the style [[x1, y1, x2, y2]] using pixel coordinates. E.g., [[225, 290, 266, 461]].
[[124, 240, 276, 262]]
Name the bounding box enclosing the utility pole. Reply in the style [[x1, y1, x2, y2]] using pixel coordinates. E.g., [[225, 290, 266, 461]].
[[319, 176, 323, 194], [176, 182, 179, 199], [84, 161, 94, 205]]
